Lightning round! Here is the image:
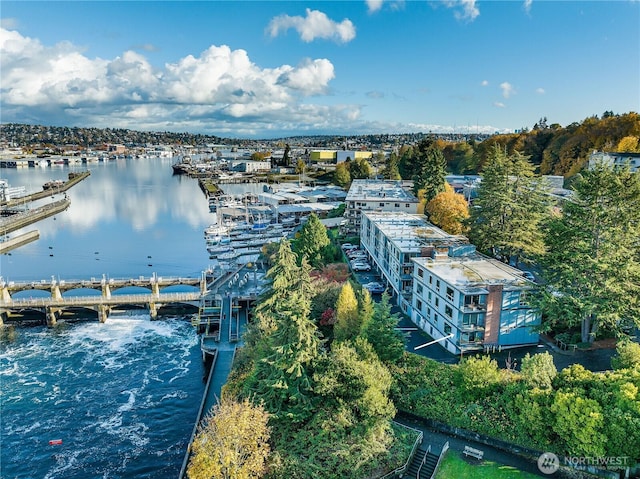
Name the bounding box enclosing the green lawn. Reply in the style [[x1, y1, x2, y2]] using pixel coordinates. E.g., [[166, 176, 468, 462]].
[[434, 450, 541, 479]]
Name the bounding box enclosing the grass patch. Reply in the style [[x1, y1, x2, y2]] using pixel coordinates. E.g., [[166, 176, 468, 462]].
[[434, 450, 540, 479]]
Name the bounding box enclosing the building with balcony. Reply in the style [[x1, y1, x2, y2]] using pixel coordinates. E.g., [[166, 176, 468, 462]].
[[359, 211, 469, 314], [411, 254, 540, 355], [344, 180, 419, 235], [588, 151, 640, 173]]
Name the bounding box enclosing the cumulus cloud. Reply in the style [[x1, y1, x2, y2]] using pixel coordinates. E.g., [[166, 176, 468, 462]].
[[481, 80, 489, 86], [443, 0, 480, 22], [1, 17, 18, 29], [500, 81, 515, 98], [266, 8, 356, 43], [536, 87, 545, 94], [0, 27, 347, 135]]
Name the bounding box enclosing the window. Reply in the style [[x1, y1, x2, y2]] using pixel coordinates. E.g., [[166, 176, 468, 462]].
[[462, 314, 480, 326], [445, 305, 453, 318], [435, 297, 439, 307], [446, 287, 454, 301], [418, 268, 423, 278], [444, 324, 452, 335], [379, 202, 385, 207], [416, 300, 423, 311], [428, 275, 433, 284], [436, 280, 440, 292], [416, 284, 423, 295], [405, 203, 410, 208], [519, 291, 528, 307], [395, 203, 400, 208], [428, 291, 432, 301]]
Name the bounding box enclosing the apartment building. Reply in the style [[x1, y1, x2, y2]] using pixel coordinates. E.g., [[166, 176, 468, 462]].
[[360, 210, 540, 355], [411, 254, 540, 355], [344, 180, 419, 235], [588, 151, 640, 172], [359, 211, 469, 314]]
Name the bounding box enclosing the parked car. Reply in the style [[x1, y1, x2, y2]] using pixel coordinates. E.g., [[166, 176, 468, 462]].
[[351, 262, 371, 272], [364, 282, 386, 294], [521, 271, 536, 282], [341, 243, 356, 251], [348, 251, 368, 260]]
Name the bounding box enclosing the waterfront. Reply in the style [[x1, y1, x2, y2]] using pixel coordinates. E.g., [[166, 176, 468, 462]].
[[0, 158, 228, 478]]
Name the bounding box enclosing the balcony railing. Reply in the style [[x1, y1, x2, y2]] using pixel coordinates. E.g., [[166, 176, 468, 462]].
[[462, 303, 486, 312]]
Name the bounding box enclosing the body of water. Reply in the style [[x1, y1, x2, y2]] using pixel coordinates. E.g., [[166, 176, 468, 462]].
[[0, 158, 238, 478]]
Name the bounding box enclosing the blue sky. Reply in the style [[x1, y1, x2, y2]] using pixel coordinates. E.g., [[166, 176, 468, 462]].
[[1, 1, 638, 139]]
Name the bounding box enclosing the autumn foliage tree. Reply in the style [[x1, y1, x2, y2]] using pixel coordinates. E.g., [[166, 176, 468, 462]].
[[187, 396, 270, 479], [425, 183, 470, 235]]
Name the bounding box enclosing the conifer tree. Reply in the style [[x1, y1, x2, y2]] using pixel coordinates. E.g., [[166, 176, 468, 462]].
[[537, 162, 640, 343], [468, 146, 550, 265], [364, 292, 406, 363], [412, 140, 447, 202], [295, 213, 330, 267]]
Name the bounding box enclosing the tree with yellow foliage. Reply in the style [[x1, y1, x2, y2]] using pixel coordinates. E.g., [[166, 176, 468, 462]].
[[425, 183, 470, 235], [187, 396, 271, 479], [616, 136, 640, 152]]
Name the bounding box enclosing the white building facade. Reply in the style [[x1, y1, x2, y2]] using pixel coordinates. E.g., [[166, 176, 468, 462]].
[[344, 180, 419, 235]]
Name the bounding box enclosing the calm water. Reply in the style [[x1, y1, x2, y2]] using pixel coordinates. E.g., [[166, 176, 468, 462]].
[[0, 158, 243, 478]]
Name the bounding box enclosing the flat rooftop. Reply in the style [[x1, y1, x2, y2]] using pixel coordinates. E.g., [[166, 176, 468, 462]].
[[412, 254, 528, 288], [346, 180, 418, 203]]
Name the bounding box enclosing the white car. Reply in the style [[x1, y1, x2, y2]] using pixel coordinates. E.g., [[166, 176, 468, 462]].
[[341, 243, 356, 250], [351, 262, 371, 272], [521, 271, 536, 282], [364, 282, 385, 294]]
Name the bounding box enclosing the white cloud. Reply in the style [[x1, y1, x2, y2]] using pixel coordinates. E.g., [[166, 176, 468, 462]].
[[536, 87, 545, 94], [366, 0, 384, 13], [443, 0, 480, 22], [523, 0, 533, 15], [494, 101, 506, 108], [0, 17, 18, 29], [366, 90, 385, 99], [266, 9, 356, 43], [500, 81, 515, 98], [481, 80, 489, 87]]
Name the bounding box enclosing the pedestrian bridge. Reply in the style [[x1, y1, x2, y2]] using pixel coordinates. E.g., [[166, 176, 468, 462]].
[[0, 274, 207, 326]]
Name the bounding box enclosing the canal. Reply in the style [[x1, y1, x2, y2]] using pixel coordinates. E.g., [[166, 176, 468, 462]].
[[0, 157, 240, 479]]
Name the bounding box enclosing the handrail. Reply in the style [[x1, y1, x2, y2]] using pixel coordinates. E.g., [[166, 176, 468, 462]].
[[416, 444, 431, 479], [377, 421, 423, 479], [429, 441, 449, 479], [0, 292, 201, 307]]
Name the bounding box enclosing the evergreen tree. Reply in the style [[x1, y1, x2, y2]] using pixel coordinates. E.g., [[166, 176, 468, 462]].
[[467, 146, 550, 265], [245, 287, 321, 423], [537, 162, 640, 343], [364, 292, 406, 363], [380, 152, 401, 180], [412, 140, 447, 201], [295, 213, 330, 267], [349, 157, 373, 180]]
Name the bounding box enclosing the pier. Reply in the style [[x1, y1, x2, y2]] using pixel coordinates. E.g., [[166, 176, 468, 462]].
[[0, 171, 90, 208], [0, 273, 208, 326], [178, 264, 265, 479], [0, 198, 70, 236]]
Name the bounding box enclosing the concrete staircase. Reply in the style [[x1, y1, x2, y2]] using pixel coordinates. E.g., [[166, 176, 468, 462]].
[[406, 446, 440, 479]]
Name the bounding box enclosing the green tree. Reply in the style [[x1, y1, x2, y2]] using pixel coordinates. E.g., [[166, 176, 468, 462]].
[[425, 183, 470, 235], [550, 391, 606, 457], [520, 352, 557, 389], [295, 213, 330, 267], [457, 355, 502, 400], [333, 282, 360, 343], [333, 162, 351, 188], [187, 396, 270, 479], [364, 292, 406, 363], [412, 140, 447, 202], [349, 157, 373, 180], [295, 158, 305, 175], [380, 152, 401, 180], [245, 287, 321, 423], [611, 340, 640, 370], [538, 162, 640, 343], [282, 143, 291, 166], [467, 146, 551, 265]]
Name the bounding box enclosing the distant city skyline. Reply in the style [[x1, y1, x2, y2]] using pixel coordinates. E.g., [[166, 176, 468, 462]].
[[1, 1, 638, 139]]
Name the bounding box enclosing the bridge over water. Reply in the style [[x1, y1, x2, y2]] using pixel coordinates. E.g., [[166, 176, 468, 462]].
[[0, 273, 208, 326]]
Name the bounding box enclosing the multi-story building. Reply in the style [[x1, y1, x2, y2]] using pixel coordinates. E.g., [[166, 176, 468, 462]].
[[411, 254, 540, 355], [360, 210, 540, 355], [359, 211, 469, 314], [588, 150, 640, 172], [344, 180, 419, 235]]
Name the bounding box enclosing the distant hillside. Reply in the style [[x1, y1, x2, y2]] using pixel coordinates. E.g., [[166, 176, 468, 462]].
[[470, 112, 640, 177]]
